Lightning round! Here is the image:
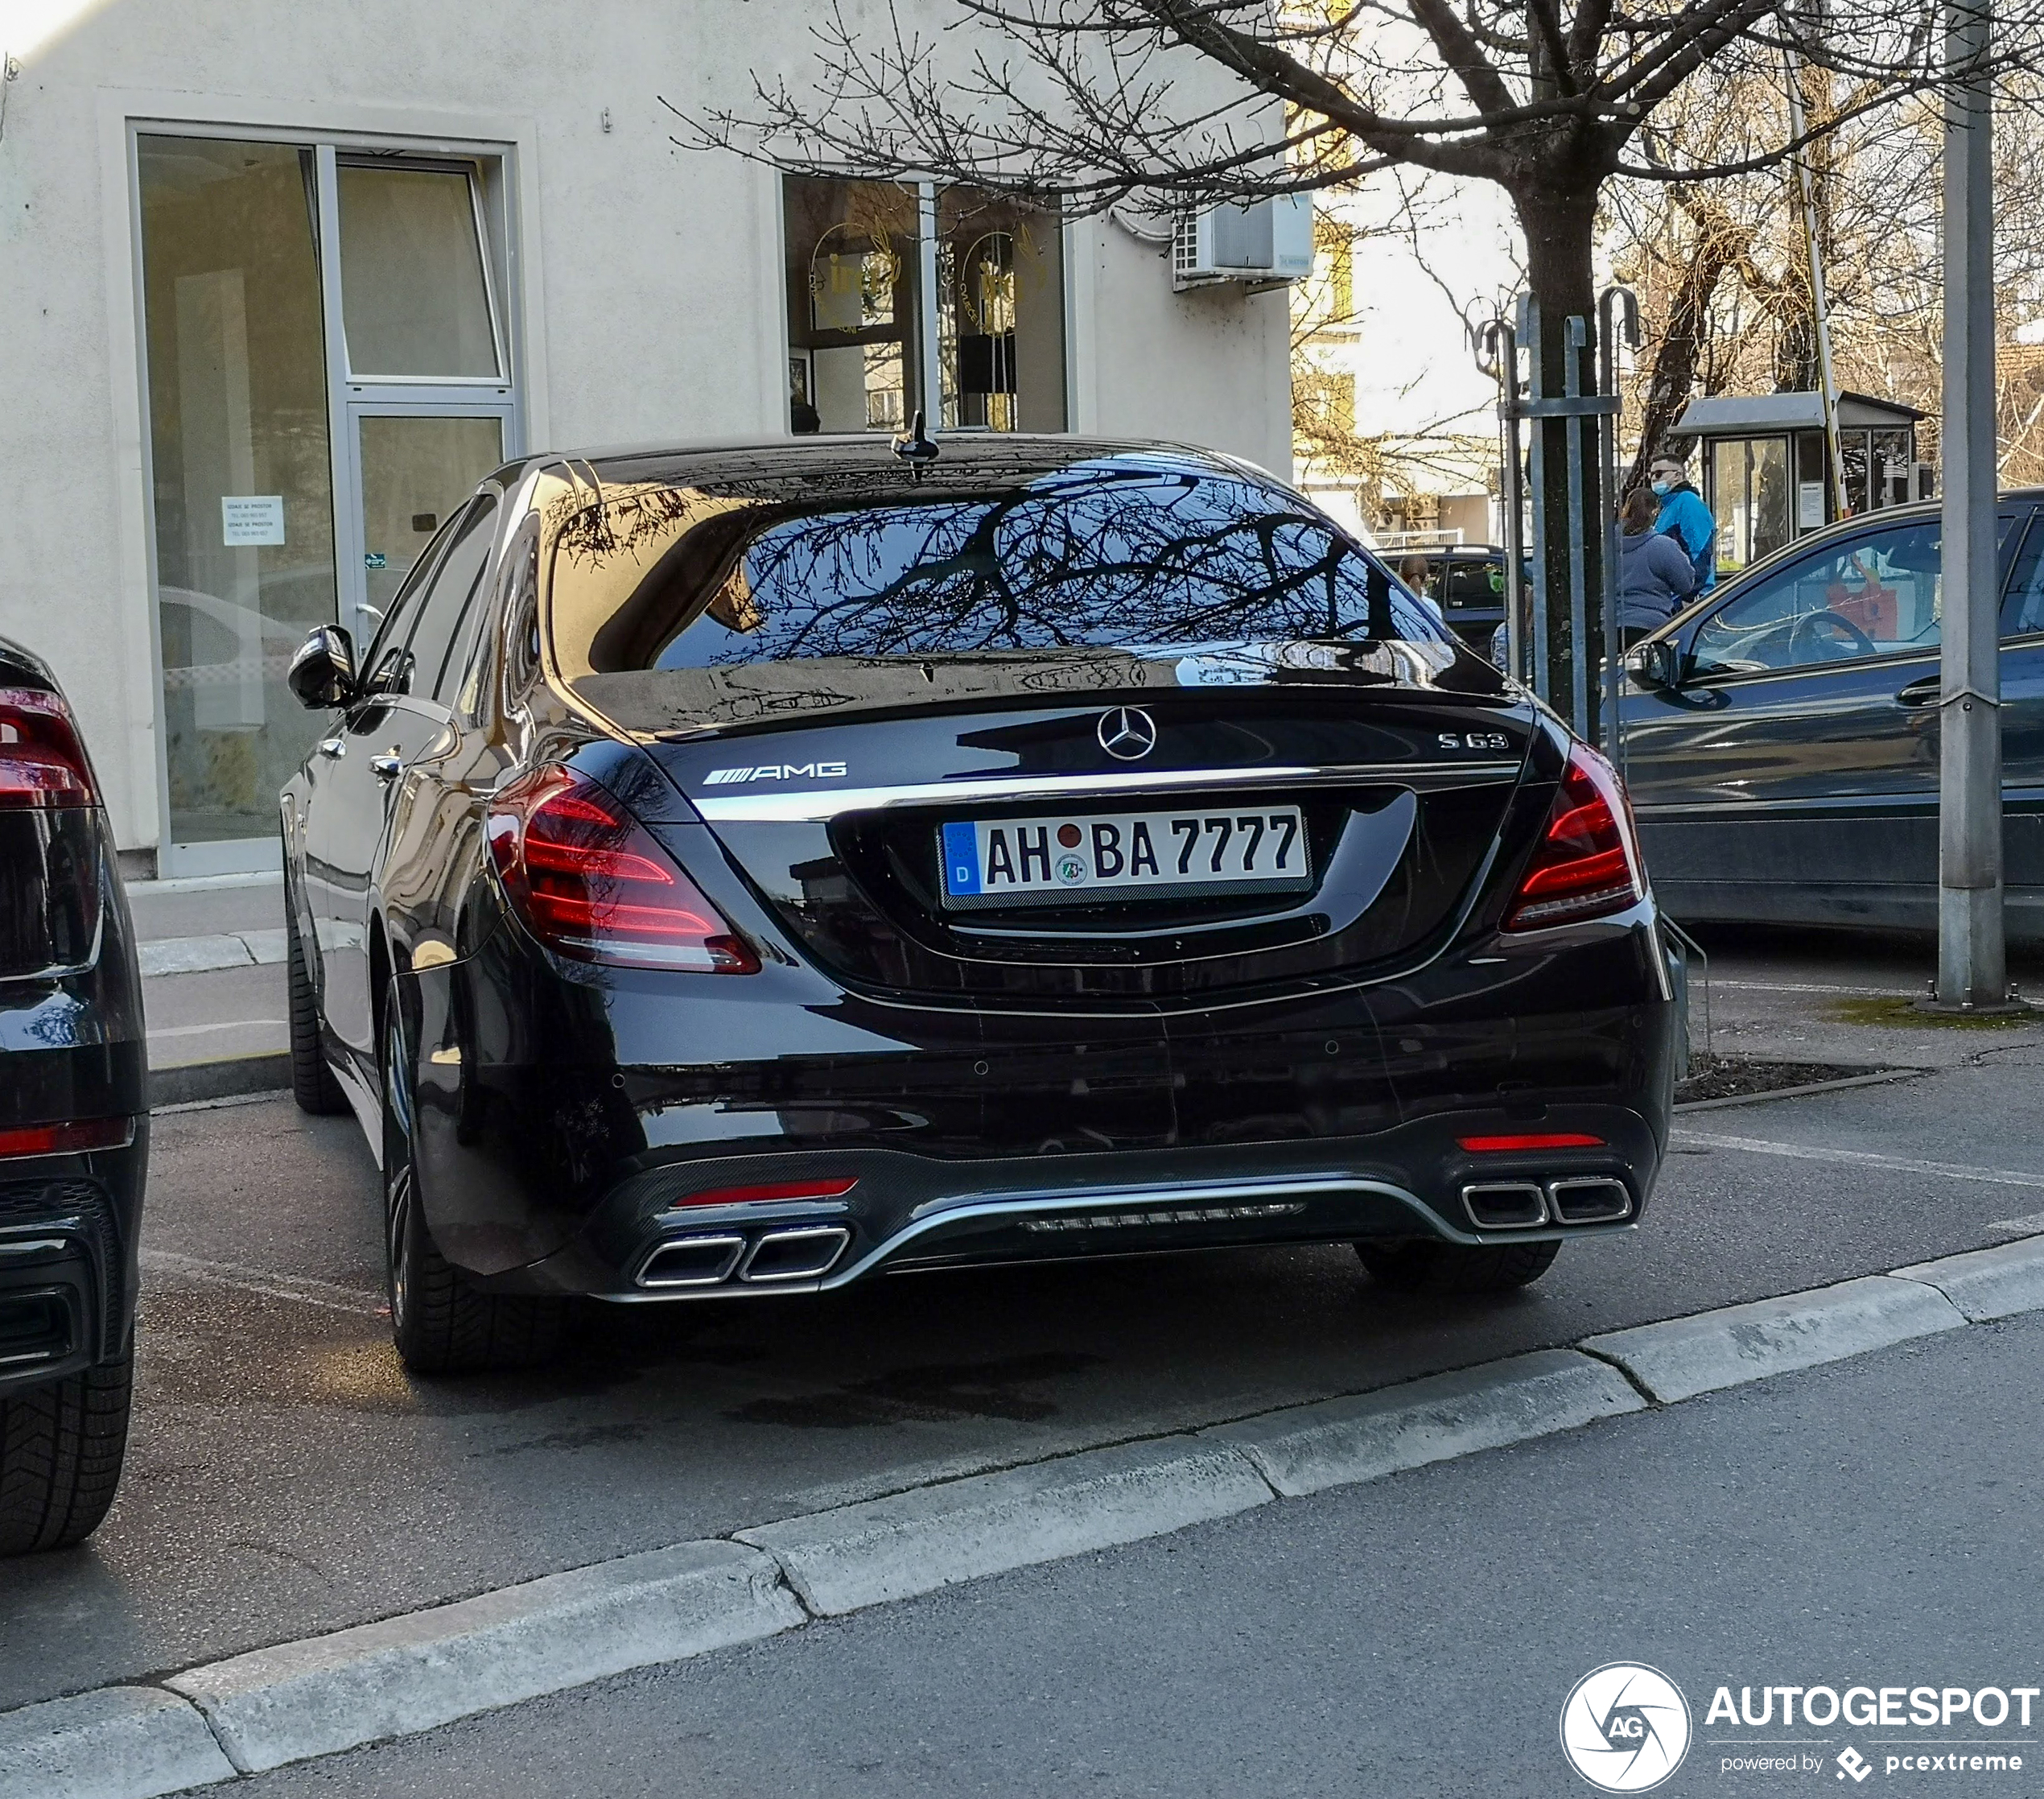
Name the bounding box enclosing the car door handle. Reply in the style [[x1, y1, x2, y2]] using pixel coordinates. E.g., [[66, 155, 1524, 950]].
[[317, 737, 345, 758], [1897, 676, 1941, 708], [369, 753, 403, 782]]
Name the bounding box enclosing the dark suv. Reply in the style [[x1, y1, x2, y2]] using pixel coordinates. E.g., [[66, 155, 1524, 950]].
[[0, 634, 146, 1553]]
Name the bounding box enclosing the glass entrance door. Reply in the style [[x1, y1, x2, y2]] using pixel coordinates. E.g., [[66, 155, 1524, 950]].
[[136, 132, 518, 873]]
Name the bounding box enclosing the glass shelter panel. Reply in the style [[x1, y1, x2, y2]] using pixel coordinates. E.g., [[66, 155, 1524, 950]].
[[337, 164, 500, 378], [138, 134, 336, 848]]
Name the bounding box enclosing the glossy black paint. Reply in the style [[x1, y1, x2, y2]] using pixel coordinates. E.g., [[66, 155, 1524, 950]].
[[1624, 489, 2044, 939], [282, 436, 1678, 1303], [0, 634, 147, 1392]]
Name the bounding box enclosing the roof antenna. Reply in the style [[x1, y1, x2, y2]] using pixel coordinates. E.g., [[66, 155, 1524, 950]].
[[893, 409, 939, 482]]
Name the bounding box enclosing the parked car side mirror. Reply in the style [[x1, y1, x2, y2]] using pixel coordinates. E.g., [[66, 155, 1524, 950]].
[[287, 625, 358, 711], [1630, 638, 1685, 690]]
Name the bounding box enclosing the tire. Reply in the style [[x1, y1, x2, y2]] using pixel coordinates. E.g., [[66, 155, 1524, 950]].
[[381, 987, 564, 1375], [286, 901, 347, 1116], [0, 1354, 133, 1555], [1354, 1237, 1561, 1295]]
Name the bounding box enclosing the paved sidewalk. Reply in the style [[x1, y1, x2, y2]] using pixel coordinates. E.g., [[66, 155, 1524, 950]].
[[129, 874, 289, 1074]]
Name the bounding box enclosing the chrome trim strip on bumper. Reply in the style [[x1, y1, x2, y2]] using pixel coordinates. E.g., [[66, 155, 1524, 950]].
[[693, 761, 1523, 823]]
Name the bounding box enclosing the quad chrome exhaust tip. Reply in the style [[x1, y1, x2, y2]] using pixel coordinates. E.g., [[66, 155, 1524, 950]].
[[636, 1224, 852, 1290], [1459, 1175, 1634, 1232]]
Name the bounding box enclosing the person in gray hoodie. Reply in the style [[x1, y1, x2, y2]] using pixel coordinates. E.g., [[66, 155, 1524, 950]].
[[1617, 484, 1698, 646]]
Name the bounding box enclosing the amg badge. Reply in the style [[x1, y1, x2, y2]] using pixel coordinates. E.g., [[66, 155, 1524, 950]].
[[703, 761, 848, 785]]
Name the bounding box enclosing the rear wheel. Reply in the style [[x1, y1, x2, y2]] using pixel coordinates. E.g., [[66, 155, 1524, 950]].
[[0, 1354, 133, 1555], [286, 900, 347, 1116], [1354, 1237, 1561, 1295], [381, 988, 564, 1374]]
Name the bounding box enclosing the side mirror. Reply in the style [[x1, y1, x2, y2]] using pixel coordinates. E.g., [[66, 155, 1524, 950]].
[[287, 625, 357, 711], [1630, 638, 1684, 690]]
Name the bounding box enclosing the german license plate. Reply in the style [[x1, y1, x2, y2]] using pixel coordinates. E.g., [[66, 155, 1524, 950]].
[[939, 806, 1310, 909]]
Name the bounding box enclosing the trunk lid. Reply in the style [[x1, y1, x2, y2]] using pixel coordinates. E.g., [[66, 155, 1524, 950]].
[[597, 642, 1538, 1003]]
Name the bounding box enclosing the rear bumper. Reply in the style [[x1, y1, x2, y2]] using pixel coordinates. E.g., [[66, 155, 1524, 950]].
[[403, 912, 1677, 1298], [509, 1104, 1662, 1301]]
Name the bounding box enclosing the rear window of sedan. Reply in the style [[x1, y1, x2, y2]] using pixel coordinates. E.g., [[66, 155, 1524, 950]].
[[547, 461, 1446, 678]]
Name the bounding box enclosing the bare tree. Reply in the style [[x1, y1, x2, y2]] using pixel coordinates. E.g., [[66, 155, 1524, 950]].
[[686, 0, 2041, 731]]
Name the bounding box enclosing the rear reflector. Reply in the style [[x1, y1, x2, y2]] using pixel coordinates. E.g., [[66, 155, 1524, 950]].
[[1502, 744, 1644, 931], [487, 765, 759, 972], [0, 1118, 133, 1160], [666, 1177, 859, 1209], [0, 687, 97, 811], [1457, 1132, 1606, 1152]]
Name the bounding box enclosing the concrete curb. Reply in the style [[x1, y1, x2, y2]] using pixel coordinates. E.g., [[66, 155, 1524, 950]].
[[737, 1436, 1274, 1615], [0, 1687, 234, 1799], [163, 1540, 802, 1774], [1892, 1236, 2044, 1321], [148, 1055, 291, 1110], [1201, 1349, 1645, 1496], [1581, 1275, 1968, 1402]]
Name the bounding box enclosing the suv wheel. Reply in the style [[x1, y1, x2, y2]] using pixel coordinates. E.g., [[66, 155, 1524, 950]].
[[0, 1353, 133, 1555], [381, 988, 564, 1374], [1354, 1237, 1561, 1295], [286, 898, 347, 1116]]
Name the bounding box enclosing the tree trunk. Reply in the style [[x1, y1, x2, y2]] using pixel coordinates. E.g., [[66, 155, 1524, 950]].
[[1630, 200, 1741, 488], [1512, 184, 1608, 743]]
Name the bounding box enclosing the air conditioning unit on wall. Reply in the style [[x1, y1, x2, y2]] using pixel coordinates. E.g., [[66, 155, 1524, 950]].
[[1172, 195, 1315, 290]]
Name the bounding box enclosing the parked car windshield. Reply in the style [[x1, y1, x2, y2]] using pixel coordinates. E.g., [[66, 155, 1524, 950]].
[[550, 462, 1447, 678]]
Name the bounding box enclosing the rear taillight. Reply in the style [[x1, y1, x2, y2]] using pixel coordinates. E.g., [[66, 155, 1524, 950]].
[[1502, 745, 1645, 931], [486, 765, 759, 972], [0, 1118, 132, 1159], [0, 687, 96, 810], [666, 1177, 859, 1209]]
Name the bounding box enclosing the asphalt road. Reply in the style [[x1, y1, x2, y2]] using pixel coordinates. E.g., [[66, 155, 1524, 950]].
[[229, 1302, 2044, 1799], [6, 1038, 2044, 1713]]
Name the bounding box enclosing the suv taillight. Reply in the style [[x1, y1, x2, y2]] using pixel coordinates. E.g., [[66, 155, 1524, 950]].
[[0, 687, 97, 810], [1502, 744, 1645, 931], [485, 765, 759, 972]]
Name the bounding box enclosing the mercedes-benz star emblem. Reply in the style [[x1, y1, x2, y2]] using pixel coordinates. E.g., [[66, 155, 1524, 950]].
[[1097, 706, 1157, 761]]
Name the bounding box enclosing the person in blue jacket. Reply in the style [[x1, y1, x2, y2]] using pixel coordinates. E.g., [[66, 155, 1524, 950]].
[[1648, 452, 1718, 592]]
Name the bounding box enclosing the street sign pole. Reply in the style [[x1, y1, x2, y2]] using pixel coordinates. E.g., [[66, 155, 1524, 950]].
[[1935, 0, 2006, 1009]]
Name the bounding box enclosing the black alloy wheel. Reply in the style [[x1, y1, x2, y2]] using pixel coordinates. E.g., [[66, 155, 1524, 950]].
[[1354, 1237, 1562, 1294], [381, 984, 565, 1374], [284, 889, 346, 1116]]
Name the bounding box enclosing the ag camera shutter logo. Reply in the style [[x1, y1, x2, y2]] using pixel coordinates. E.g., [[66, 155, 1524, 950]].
[[1560, 1663, 1692, 1792]]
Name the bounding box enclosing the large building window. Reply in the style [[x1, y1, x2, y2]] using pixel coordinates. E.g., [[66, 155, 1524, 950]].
[[138, 133, 516, 866], [783, 176, 1065, 438]]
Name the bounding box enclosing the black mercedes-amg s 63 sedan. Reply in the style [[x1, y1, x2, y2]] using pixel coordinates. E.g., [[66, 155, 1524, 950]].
[[281, 435, 1678, 1374]]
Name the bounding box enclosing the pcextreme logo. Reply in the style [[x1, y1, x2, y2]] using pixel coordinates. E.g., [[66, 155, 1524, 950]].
[[1560, 1663, 1693, 1793]]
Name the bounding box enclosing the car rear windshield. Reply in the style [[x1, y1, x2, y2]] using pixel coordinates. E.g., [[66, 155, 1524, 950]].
[[549, 461, 1446, 677]]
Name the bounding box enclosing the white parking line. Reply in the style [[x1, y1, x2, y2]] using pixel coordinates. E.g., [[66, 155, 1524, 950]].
[[149, 1019, 287, 1038], [139, 1248, 385, 1318], [1674, 1129, 2044, 1190]]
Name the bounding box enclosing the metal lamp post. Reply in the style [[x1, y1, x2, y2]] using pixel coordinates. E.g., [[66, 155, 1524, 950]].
[[1935, 0, 2008, 1009]]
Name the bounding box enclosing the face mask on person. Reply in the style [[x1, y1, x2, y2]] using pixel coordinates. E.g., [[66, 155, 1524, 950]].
[[1650, 479, 1672, 496]]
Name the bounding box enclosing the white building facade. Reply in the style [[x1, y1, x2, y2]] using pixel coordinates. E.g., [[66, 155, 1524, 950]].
[[0, 2, 1293, 873]]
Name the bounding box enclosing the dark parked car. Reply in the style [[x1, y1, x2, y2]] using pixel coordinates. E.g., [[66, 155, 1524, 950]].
[[1622, 489, 2044, 939], [1397, 544, 1516, 652], [0, 636, 146, 1553], [282, 437, 1679, 1374]]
